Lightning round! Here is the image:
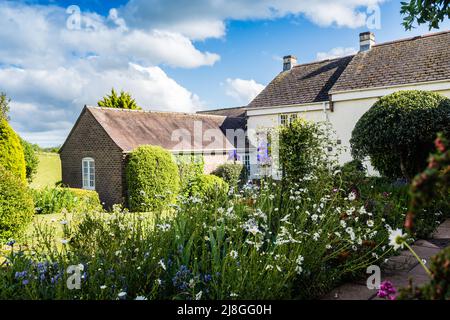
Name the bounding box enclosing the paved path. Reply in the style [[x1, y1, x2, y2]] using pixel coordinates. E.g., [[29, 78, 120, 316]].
[[322, 219, 450, 300]]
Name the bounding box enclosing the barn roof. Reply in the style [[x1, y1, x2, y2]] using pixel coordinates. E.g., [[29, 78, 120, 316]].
[[64, 106, 247, 153]]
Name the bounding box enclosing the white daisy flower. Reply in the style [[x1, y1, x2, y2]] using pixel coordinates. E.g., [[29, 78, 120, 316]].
[[388, 228, 407, 250]]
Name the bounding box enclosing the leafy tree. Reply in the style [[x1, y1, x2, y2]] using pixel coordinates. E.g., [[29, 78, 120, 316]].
[[351, 90, 450, 180], [401, 0, 450, 30], [20, 137, 39, 183], [97, 88, 142, 110], [0, 92, 10, 121]]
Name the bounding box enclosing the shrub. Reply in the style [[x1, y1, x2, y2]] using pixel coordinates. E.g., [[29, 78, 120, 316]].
[[212, 163, 247, 188], [351, 90, 450, 180], [126, 145, 180, 212], [32, 187, 102, 214], [0, 166, 34, 243], [335, 160, 367, 193], [398, 247, 450, 300], [278, 118, 330, 183], [20, 138, 39, 183], [404, 133, 450, 237], [193, 174, 229, 200], [0, 118, 26, 182], [176, 154, 204, 197]]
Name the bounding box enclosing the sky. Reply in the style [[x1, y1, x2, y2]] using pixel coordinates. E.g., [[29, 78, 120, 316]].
[[0, 0, 449, 147]]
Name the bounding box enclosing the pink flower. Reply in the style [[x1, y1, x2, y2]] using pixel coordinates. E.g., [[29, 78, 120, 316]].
[[377, 280, 396, 300]]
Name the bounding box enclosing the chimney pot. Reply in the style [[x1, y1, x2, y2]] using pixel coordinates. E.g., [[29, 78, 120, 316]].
[[283, 55, 297, 71], [359, 31, 375, 52]]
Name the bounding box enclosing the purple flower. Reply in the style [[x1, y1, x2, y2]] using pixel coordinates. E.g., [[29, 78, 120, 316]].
[[377, 280, 396, 300], [22, 279, 29, 285]]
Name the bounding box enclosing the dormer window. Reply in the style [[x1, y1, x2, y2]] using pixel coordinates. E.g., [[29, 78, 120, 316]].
[[82, 157, 95, 190]]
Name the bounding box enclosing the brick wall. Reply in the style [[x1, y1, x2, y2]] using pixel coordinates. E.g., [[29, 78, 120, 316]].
[[60, 108, 125, 208]]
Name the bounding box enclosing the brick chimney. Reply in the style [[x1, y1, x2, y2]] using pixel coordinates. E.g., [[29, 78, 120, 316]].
[[283, 55, 297, 71], [359, 31, 375, 52]]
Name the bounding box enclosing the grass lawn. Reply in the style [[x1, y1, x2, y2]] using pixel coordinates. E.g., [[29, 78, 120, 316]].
[[30, 152, 61, 189]]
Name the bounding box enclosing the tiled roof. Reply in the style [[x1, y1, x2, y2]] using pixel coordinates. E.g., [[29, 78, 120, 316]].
[[331, 30, 450, 93], [86, 106, 242, 152], [247, 56, 353, 108], [247, 30, 450, 109]]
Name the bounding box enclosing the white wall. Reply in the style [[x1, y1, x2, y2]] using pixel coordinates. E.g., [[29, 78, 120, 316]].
[[246, 82, 450, 179]]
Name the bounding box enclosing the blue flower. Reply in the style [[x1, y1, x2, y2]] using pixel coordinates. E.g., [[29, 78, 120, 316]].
[[6, 239, 15, 246]]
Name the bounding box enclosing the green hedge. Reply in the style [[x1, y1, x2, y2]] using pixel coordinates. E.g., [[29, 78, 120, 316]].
[[176, 154, 204, 197], [193, 174, 229, 200], [32, 187, 101, 214], [126, 145, 180, 212], [211, 163, 247, 188], [0, 118, 26, 182], [351, 90, 450, 179], [20, 138, 39, 183], [0, 166, 34, 243]]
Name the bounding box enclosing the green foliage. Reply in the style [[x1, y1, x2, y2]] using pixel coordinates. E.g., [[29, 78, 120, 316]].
[[97, 88, 142, 110], [278, 118, 329, 183], [20, 138, 39, 183], [212, 163, 247, 188], [0, 92, 10, 121], [0, 166, 34, 243], [404, 133, 450, 237], [176, 154, 204, 197], [126, 145, 180, 212], [351, 90, 450, 180], [401, 0, 449, 30], [0, 172, 404, 299], [193, 174, 229, 200], [335, 160, 367, 194], [0, 118, 26, 182], [399, 246, 450, 300], [31, 187, 101, 215]]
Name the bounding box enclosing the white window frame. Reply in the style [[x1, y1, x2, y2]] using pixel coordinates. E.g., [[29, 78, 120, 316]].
[[243, 154, 250, 173], [82, 157, 95, 190]]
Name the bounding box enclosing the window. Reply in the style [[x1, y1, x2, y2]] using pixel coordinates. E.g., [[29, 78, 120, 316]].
[[280, 113, 298, 126], [243, 154, 250, 173], [82, 157, 95, 190], [280, 114, 288, 126]]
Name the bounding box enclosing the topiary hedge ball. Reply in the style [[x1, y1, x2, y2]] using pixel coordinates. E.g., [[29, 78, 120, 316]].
[[350, 90, 450, 180], [193, 174, 229, 201], [126, 145, 180, 212]]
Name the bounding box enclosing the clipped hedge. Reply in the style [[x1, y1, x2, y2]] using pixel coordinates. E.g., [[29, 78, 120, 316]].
[[193, 174, 229, 200], [351, 90, 450, 180], [0, 118, 26, 182], [126, 145, 180, 212], [212, 163, 247, 188], [0, 166, 34, 243], [32, 187, 102, 214]]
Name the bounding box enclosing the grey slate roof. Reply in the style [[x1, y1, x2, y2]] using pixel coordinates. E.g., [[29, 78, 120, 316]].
[[248, 56, 353, 108], [248, 30, 450, 109], [86, 106, 242, 152], [331, 30, 450, 93]]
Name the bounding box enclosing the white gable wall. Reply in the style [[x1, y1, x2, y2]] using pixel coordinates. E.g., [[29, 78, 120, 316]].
[[246, 80, 450, 179]]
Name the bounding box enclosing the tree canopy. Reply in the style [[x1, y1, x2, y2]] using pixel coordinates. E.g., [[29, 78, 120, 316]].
[[401, 0, 450, 30], [97, 89, 142, 110]]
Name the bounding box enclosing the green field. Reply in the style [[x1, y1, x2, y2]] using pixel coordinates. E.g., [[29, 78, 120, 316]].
[[30, 152, 61, 189]]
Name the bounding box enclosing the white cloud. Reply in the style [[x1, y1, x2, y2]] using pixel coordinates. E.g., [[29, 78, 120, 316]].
[[0, 2, 212, 146], [316, 47, 358, 60], [122, 0, 386, 39], [225, 78, 265, 104]]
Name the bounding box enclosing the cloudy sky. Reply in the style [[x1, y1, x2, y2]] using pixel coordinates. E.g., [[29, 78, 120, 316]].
[[1, 0, 448, 146]]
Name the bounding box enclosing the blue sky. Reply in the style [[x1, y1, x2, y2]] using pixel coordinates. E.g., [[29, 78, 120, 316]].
[[1, 0, 449, 146]]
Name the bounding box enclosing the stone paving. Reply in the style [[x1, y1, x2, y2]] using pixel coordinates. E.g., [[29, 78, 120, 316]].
[[322, 219, 450, 300]]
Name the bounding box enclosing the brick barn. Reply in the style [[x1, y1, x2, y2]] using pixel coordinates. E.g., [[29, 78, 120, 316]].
[[60, 106, 248, 208]]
